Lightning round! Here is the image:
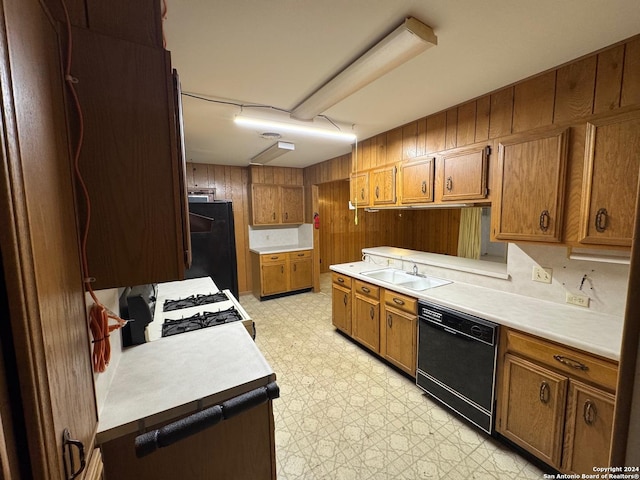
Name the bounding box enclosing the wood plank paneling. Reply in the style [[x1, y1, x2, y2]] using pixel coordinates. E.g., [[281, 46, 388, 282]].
[[416, 117, 427, 157], [374, 134, 387, 167], [554, 56, 596, 122], [622, 36, 640, 107], [359, 138, 372, 170], [445, 108, 458, 149], [594, 45, 624, 114], [402, 122, 418, 159], [426, 112, 446, 153], [489, 87, 514, 139], [386, 127, 403, 163], [457, 101, 477, 146], [475, 95, 491, 142], [513, 71, 556, 132]]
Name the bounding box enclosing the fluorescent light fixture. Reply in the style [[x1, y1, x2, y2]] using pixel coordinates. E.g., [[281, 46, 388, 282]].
[[235, 114, 356, 141], [250, 141, 295, 165], [291, 17, 437, 121]]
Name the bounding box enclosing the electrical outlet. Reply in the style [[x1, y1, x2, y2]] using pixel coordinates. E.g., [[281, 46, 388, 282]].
[[532, 266, 552, 284], [566, 292, 590, 308]]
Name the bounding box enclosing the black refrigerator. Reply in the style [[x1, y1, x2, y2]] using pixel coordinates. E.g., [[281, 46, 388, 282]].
[[186, 200, 239, 299]]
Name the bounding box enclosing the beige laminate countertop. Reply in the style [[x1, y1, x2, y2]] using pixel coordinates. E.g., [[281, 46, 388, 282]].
[[249, 244, 313, 254], [330, 261, 622, 361], [97, 322, 275, 444]]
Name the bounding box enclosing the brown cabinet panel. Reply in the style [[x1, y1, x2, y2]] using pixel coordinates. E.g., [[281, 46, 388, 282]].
[[499, 354, 568, 467], [513, 72, 556, 132], [554, 56, 596, 123], [562, 382, 615, 475], [353, 294, 380, 353], [426, 112, 446, 153], [594, 45, 624, 114], [192, 164, 209, 189], [439, 144, 489, 202], [386, 127, 403, 164], [281, 186, 304, 224], [251, 185, 280, 225], [332, 283, 352, 335], [475, 95, 491, 142], [457, 101, 477, 147], [445, 108, 458, 149], [494, 128, 569, 242], [621, 36, 640, 107], [373, 134, 388, 167], [86, 0, 162, 47], [289, 256, 312, 290], [371, 165, 397, 205], [383, 306, 417, 376], [579, 110, 640, 246], [489, 88, 514, 139], [261, 263, 287, 296], [350, 172, 370, 207], [402, 122, 418, 160], [400, 156, 435, 204]]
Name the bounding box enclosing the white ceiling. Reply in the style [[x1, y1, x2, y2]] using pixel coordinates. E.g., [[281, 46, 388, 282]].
[[164, 0, 640, 168]]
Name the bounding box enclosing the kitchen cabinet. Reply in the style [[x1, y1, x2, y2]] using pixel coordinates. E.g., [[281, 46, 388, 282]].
[[494, 127, 569, 242], [331, 273, 352, 335], [497, 328, 618, 474], [70, 26, 189, 289], [352, 280, 380, 352], [399, 156, 435, 204], [251, 250, 313, 299], [579, 109, 640, 246], [350, 172, 370, 207], [437, 143, 490, 202], [250, 184, 305, 225], [371, 165, 397, 205], [381, 290, 417, 376]]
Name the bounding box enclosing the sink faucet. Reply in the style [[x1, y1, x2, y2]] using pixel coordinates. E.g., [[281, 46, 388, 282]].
[[412, 264, 418, 275]]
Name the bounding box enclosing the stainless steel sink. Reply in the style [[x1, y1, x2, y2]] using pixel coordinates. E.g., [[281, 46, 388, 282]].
[[362, 268, 451, 291]]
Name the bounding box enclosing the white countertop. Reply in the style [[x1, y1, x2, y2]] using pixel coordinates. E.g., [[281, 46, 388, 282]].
[[330, 261, 622, 361], [250, 244, 312, 254], [97, 321, 275, 444]]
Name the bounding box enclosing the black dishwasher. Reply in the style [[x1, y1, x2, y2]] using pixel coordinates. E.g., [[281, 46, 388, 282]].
[[416, 300, 499, 434]]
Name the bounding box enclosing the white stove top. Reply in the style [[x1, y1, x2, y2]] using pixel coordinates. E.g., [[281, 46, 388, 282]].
[[147, 277, 251, 342]]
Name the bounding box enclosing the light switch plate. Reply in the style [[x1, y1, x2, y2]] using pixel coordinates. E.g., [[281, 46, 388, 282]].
[[532, 266, 552, 283]]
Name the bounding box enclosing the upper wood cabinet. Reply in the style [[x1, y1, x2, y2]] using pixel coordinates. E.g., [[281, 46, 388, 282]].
[[579, 110, 640, 246], [350, 172, 370, 207], [250, 184, 304, 225], [438, 144, 490, 202], [371, 165, 397, 205], [494, 127, 569, 242], [399, 156, 435, 204], [71, 27, 189, 289]]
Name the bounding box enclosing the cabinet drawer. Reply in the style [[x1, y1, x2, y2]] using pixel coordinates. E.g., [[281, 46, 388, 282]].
[[505, 330, 618, 391], [354, 280, 379, 299], [383, 290, 417, 315], [289, 250, 312, 259], [261, 253, 287, 264], [332, 272, 352, 288]]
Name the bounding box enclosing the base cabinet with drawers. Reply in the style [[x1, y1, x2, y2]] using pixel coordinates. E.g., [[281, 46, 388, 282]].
[[497, 328, 617, 475], [251, 250, 313, 299], [331, 273, 352, 335]]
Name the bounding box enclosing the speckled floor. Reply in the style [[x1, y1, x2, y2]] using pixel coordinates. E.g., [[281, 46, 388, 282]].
[[240, 273, 546, 480]]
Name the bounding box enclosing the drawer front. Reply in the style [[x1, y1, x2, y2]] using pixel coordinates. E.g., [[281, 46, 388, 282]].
[[289, 250, 312, 259], [354, 280, 380, 299], [383, 289, 417, 315], [332, 272, 352, 289], [261, 253, 287, 264], [505, 330, 618, 391]]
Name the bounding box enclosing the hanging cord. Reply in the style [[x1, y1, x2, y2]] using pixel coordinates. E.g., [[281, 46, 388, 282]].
[[161, 0, 168, 48], [59, 0, 126, 373], [354, 138, 358, 225]]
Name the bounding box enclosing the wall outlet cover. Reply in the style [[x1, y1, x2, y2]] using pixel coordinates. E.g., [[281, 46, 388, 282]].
[[532, 266, 552, 284], [566, 292, 590, 307]]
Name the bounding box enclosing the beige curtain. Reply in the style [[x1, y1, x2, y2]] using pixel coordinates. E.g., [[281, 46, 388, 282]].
[[457, 207, 482, 259]]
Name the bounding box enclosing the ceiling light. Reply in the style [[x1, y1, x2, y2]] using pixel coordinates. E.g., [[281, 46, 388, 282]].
[[235, 114, 356, 142], [291, 17, 437, 121], [250, 141, 295, 165]]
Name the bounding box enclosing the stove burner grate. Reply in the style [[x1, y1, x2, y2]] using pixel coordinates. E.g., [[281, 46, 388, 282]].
[[163, 292, 229, 312], [161, 307, 242, 337]]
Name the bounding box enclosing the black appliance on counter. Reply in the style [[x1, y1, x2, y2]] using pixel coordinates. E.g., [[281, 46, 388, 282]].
[[416, 300, 499, 434], [120, 284, 157, 347], [186, 200, 239, 300]]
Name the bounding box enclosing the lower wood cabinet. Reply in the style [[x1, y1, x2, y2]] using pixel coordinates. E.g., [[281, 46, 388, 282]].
[[497, 328, 617, 475], [352, 280, 380, 352], [331, 273, 352, 335], [381, 290, 417, 376], [251, 250, 313, 299]]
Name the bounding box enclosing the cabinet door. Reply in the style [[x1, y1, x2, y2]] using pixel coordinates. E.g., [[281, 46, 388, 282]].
[[261, 262, 287, 296], [579, 111, 640, 246], [289, 258, 312, 290], [383, 306, 417, 376], [495, 128, 569, 242], [332, 283, 352, 335], [400, 157, 434, 204], [192, 163, 209, 189], [281, 186, 304, 224], [499, 354, 567, 467], [439, 144, 489, 201], [371, 166, 397, 205], [353, 295, 380, 352], [350, 172, 370, 207], [252, 185, 280, 225], [562, 381, 615, 475]]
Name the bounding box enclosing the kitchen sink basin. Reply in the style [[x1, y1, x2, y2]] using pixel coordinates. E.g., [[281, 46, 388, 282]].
[[362, 268, 451, 291]]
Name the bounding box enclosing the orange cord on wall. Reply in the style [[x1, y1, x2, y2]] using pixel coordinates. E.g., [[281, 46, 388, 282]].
[[59, 0, 126, 373]]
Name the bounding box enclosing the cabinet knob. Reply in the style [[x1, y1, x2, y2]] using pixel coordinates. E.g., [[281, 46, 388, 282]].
[[421, 180, 427, 194], [539, 210, 550, 232], [446, 176, 453, 192], [583, 400, 597, 425], [539, 382, 550, 404], [337, 277, 344, 283], [595, 208, 608, 233]]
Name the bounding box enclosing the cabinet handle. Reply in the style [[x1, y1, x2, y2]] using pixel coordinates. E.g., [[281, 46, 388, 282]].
[[297, 253, 305, 257], [343, 294, 348, 306], [446, 176, 453, 192], [337, 277, 344, 283], [539, 382, 550, 404], [281, 266, 284, 274], [583, 400, 597, 425], [293, 264, 297, 272], [375, 186, 380, 198], [595, 208, 608, 233], [62, 429, 86, 480], [270, 256, 279, 260], [393, 297, 405, 306], [360, 188, 365, 200], [553, 354, 589, 371], [421, 180, 427, 194], [285, 212, 288, 220], [361, 286, 370, 294], [272, 212, 276, 220], [370, 306, 375, 319], [387, 314, 392, 328], [539, 210, 550, 232]]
